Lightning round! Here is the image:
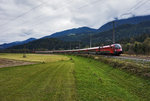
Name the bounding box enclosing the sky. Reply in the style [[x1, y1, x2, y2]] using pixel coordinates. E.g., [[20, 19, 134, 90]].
[[0, 0, 150, 44]]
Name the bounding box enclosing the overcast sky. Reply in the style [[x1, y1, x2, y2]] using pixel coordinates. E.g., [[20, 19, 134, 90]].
[[0, 0, 150, 44]]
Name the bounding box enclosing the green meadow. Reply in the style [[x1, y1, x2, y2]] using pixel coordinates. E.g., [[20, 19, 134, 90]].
[[0, 54, 150, 101]]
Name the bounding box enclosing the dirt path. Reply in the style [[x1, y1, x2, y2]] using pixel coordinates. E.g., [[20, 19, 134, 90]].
[[0, 58, 35, 68]]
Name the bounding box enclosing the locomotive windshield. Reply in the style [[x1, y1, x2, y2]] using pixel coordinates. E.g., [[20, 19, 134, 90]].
[[114, 44, 121, 49]]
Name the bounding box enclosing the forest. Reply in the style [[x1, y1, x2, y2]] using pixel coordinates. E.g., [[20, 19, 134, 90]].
[[1, 20, 150, 55]]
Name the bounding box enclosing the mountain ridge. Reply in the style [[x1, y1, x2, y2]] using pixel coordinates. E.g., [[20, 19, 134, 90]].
[[43, 26, 97, 39], [7, 20, 150, 51], [0, 38, 36, 49], [1, 15, 150, 50], [98, 15, 150, 32]]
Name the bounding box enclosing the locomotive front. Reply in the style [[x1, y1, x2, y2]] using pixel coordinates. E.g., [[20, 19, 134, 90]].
[[113, 44, 123, 55]]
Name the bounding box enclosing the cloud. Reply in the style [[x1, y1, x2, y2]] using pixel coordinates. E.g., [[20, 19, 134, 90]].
[[0, 0, 150, 44]]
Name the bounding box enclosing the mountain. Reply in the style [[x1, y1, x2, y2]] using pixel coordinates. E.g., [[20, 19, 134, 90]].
[[43, 27, 97, 39], [43, 19, 150, 44], [0, 38, 36, 50], [8, 38, 76, 51], [8, 20, 150, 51], [93, 21, 150, 44], [98, 15, 150, 32], [42, 15, 150, 42], [2, 15, 150, 51]]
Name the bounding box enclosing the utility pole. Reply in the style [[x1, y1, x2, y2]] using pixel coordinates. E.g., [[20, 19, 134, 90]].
[[112, 21, 115, 44], [70, 42, 71, 50], [90, 33, 92, 48], [23, 46, 26, 58], [79, 41, 80, 49]]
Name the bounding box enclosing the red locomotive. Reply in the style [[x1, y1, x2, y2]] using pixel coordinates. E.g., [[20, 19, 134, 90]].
[[36, 44, 122, 56]]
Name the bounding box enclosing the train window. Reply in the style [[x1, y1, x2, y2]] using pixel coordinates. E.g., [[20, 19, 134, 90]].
[[114, 44, 121, 49], [111, 46, 114, 49]]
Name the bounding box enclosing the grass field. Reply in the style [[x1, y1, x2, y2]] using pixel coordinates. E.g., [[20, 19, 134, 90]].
[[0, 54, 150, 101], [0, 53, 69, 62]]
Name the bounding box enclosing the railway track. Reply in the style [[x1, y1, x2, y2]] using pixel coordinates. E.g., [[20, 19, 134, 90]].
[[105, 55, 150, 62]]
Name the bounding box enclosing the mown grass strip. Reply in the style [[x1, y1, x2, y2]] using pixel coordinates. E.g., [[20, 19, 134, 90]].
[[71, 56, 150, 101], [0, 60, 76, 101], [0, 53, 69, 63], [1, 54, 150, 101], [76, 54, 150, 78]]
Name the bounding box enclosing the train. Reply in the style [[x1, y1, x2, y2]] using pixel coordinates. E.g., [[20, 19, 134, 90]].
[[35, 43, 123, 56]]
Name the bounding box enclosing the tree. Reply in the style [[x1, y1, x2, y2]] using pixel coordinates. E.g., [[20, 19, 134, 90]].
[[143, 37, 150, 54]]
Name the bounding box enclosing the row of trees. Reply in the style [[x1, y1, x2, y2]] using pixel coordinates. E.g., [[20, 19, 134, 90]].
[[122, 37, 150, 55], [1, 36, 150, 55]]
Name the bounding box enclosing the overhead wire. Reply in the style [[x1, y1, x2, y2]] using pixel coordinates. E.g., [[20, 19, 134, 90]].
[[77, 0, 104, 9], [1, 0, 149, 30], [28, 0, 104, 29], [0, 1, 46, 27], [3, 0, 147, 38], [120, 0, 149, 18], [1, 0, 104, 34], [131, 0, 149, 10], [30, 0, 104, 29], [0, 0, 74, 34]]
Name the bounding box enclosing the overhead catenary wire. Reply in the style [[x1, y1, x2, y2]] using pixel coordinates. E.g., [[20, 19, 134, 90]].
[[110, 0, 149, 44], [131, 0, 149, 11], [77, 0, 104, 9], [128, 0, 145, 11], [2, 0, 149, 42], [23, 0, 104, 27], [0, 0, 104, 35], [0, 1, 45, 27], [0, 0, 75, 27], [0, 0, 75, 34], [28, 0, 104, 30], [120, 0, 149, 18], [1, 0, 149, 31]]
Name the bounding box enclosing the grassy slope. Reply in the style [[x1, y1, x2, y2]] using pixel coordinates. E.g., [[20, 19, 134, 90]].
[[0, 54, 76, 101], [0, 54, 150, 101], [72, 56, 150, 101]]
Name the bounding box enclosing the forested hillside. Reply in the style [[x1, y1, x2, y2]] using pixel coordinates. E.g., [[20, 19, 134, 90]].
[[0, 38, 36, 49], [2, 38, 79, 53], [42, 20, 150, 45], [2, 16, 150, 55], [122, 34, 150, 55], [98, 15, 150, 32]]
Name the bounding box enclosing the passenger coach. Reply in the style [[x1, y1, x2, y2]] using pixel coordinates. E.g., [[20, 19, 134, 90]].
[[35, 44, 123, 56]]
